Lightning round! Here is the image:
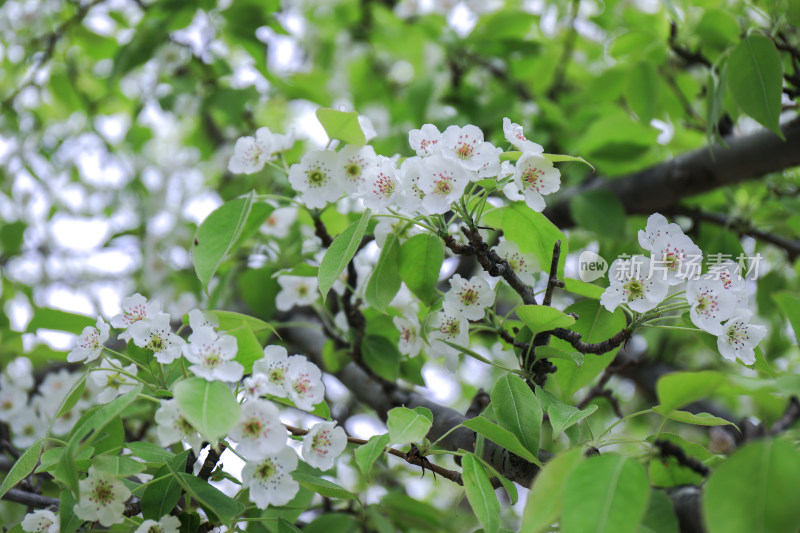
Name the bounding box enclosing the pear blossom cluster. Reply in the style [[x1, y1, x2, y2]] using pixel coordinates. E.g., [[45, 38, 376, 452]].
[[600, 214, 767, 364], [228, 127, 295, 175]]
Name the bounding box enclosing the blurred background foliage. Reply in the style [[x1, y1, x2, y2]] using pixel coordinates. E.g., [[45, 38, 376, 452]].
[[1, 0, 800, 528]]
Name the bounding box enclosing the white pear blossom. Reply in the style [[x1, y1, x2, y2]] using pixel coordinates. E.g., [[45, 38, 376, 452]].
[[503, 117, 544, 153], [183, 326, 243, 382], [390, 284, 420, 317], [708, 260, 747, 304], [3, 356, 34, 391], [417, 154, 469, 214], [440, 124, 500, 174], [335, 145, 377, 193], [154, 399, 203, 455], [288, 150, 342, 209], [493, 239, 539, 286], [242, 447, 300, 509], [134, 515, 181, 533], [427, 311, 470, 359], [0, 384, 27, 422], [230, 399, 287, 459], [111, 293, 161, 341], [600, 256, 668, 313], [129, 312, 185, 364], [512, 152, 560, 212], [90, 358, 138, 404], [21, 509, 59, 533], [394, 315, 423, 357], [302, 421, 347, 470], [68, 317, 109, 363], [243, 373, 272, 398], [638, 213, 682, 252], [717, 311, 767, 365], [253, 345, 291, 397], [395, 155, 427, 212], [261, 206, 298, 239], [443, 274, 494, 320], [649, 233, 703, 285], [408, 123, 442, 157], [188, 308, 219, 331], [276, 276, 319, 311], [9, 407, 48, 448], [73, 466, 131, 527], [686, 277, 737, 335], [358, 155, 400, 210], [286, 355, 325, 410], [228, 133, 269, 174]]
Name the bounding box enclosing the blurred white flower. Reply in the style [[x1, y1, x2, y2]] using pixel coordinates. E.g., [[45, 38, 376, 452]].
[[21, 509, 58, 533], [134, 515, 181, 533], [67, 316, 109, 363]]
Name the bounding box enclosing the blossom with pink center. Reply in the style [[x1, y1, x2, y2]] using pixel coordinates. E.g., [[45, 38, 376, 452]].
[[502, 117, 544, 154], [242, 447, 299, 509], [243, 373, 272, 398], [182, 326, 243, 382], [358, 155, 399, 210], [417, 154, 469, 214], [393, 315, 423, 357], [134, 515, 181, 533], [440, 124, 499, 174], [288, 150, 342, 209], [600, 256, 669, 313], [335, 145, 378, 193], [73, 466, 131, 527], [686, 278, 737, 335], [154, 399, 203, 455], [111, 293, 161, 341], [285, 355, 325, 411], [21, 509, 59, 533], [68, 316, 110, 363], [443, 274, 494, 320], [252, 345, 292, 398], [717, 311, 767, 365], [427, 311, 469, 360], [707, 260, 747, 305], [408, 124, 442, 157], [512, 152, 560, 212], [649, 233, 703, 285], [128, 312, 185, 364], [302, 421, 347, 470], [493, 239, 539, 286], [230, 399, 287, 459], [638, 213, 682, 252], [395, 155, 427, 212]]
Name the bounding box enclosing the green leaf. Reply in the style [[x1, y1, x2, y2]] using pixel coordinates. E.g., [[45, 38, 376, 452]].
[[92, 455, 146, 476], [468, 452, 519, 505], [0, 220, 26, 256], [656, 370, 727, 413], [625, 61, 660, 123], [461, 454, 501, 533], [655, 408, 736, 427], [521, 448, 584, 533], [208, 310, 276, 336], [226, 324, 265, 375], [173, 378, 241, 443], [534, 346, 584, 366], [569, 189, 627, 238], [364, 234, 402, 312], [355, 433, 390, 480], [640, 490, 680, 533], [491, 375, 542, 456], [728, 34, 784, 138], [168, 469, 245, 525], [315, 108, 366, 145], [398, 233, 444, 304], [516, 305, 575, 337], [774, 291, 800, 341], [318, 209, 372, 300], [26, 308, 95, 335], [541, 153, 595, 170], [387, 406, 433, 444], [562, 454, 651, 533], [704, 439, 800, 533], [544, 394, 599, 439], [69, 384, 143, 446], [461, 417, 541, 465], [292, 471, 358, 500], [0, 438, 42, 500], [563, 278, 605, 299], [128, 442, 176, 464], [142, 451, 191, 520], [481, 202, 567, 279], [361, 334, 401, 381], [192, 191, 270, 291], [59, 489, 84, 533]]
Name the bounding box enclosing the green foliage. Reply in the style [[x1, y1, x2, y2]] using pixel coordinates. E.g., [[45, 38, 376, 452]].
[[398, 233, 444, 304], [173, 378, 241, 443], [318, 209, 372, 300], [727, 35, 784, 138], [386, 406, 433, 444]]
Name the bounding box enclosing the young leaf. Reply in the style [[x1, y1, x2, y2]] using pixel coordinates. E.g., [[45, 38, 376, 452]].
[[461, 454, 501, 533], [640, 489, 680, 533], [318, 209, 372, 300], [170, 469, 245, 525], [728, 34, 784, 139], [516, 305, 576, 337], [491, 375, 542, 456], [173, 378, 241, 443], [461, 417, 541, 465], [364, 234, 401, 312], [192, 191, 270, 291], [521, 448, 584, 533], [656, 370, 727, 413], [654, 408, 736, 427], [315, 107, 366, 145], [142, 451, 191, 520], [562, 454, 651, 533], [387, 406, 432, 444], [355, 433, 390, 480], [292, 471, 358, 500], [548, 401, 599, 439], [399, 233, 444, 304], [704, 439, 800, 533], [361, 334, 401, 381], [0, 439, 43, 500]]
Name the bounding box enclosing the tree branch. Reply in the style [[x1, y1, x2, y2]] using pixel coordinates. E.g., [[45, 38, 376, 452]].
[[2, 488, 59, 509], [544, 118, 800, 228]]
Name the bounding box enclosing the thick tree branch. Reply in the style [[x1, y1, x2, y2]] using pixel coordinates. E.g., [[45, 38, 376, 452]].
[[2, 488, 59, 509], [544, 118, 800, 228]]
